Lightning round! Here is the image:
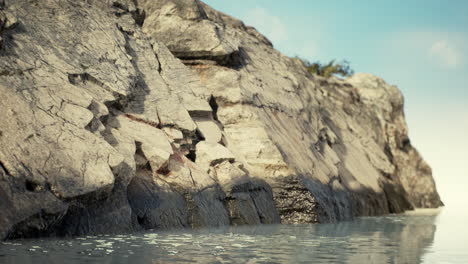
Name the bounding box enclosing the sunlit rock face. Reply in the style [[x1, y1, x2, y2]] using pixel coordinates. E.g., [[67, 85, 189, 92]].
[[0, 0, 442, 239]]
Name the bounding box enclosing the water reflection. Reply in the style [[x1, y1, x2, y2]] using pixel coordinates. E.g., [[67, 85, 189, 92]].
[[0, 211, 440, 264]]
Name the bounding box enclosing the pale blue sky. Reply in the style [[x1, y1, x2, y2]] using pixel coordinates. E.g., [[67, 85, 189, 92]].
[[204, 0, 468, 210]]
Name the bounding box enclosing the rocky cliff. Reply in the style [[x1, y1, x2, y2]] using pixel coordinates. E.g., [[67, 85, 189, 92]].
[[0, 0, 442, 240]]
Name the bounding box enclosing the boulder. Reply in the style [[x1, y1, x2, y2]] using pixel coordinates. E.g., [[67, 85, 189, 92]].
[[195, 141, 235, 171]]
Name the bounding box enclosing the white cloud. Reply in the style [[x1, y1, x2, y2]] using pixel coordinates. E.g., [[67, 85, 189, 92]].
[[429, 40, 462, 68], [243, 7, 288, 44], [382, 31, 467, 69]]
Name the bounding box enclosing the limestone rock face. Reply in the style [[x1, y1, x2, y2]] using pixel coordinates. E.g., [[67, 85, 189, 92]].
[[0, 0, 442, 239]]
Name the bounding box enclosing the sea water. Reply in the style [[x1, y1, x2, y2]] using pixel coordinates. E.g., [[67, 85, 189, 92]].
[[1, 208, 466, 264]]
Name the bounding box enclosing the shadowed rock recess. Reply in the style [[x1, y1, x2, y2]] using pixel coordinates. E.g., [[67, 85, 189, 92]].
[[0, 0, 442, 239]]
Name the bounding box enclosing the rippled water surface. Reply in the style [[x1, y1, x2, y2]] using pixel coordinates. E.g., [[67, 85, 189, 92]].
[[1, 208, 467, 263]]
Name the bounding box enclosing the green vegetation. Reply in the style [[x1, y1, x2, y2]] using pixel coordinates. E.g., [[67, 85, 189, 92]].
[[298, 58, 354, 78]]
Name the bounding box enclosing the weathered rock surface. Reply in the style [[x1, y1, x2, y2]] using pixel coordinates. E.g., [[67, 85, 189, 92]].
[[0, 0, 442, 239]]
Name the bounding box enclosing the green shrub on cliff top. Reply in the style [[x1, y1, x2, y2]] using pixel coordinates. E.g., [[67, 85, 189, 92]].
[[298, 58, 354, 78]]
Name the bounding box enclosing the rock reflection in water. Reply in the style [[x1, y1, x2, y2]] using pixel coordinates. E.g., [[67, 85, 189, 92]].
[[0, 213, 437, 264]]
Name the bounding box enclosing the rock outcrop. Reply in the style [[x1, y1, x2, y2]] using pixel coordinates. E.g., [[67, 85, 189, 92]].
[[0, 0, 442, 239]]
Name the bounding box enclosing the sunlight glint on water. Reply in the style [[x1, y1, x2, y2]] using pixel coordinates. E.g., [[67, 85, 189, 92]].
[[1, 209, 466, 264]]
